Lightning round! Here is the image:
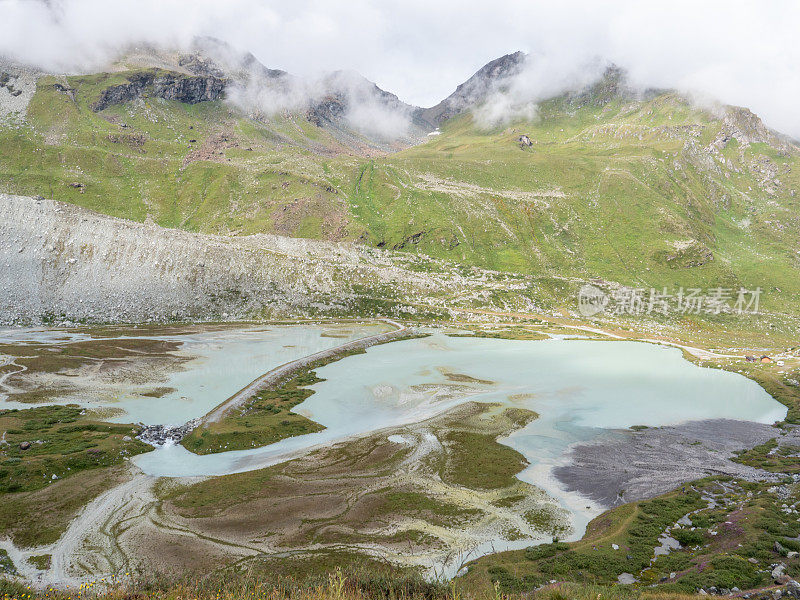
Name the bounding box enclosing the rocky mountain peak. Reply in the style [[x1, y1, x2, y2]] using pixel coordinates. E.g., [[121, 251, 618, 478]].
[[559, 63, 636, 109], [718, 105, 794, 152], [304, 70, 429, 149], [419, 51, 527, 127], [187, 36, 289, 82], [308, 70, 414, 127]]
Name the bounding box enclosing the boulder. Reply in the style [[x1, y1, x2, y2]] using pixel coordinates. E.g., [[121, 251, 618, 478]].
[[785, 580, 800, 598]]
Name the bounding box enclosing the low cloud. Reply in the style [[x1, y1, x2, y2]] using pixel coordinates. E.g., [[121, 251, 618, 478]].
[[1, 0, 798, 138], [471, 55, 611, 128], [222, 63, 413, 140]]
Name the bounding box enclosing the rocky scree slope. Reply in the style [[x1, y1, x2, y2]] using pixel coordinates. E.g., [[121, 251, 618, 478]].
[[0, 193, 536, 324]]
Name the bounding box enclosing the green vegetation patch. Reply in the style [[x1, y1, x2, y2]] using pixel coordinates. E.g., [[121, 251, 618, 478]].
[[0, 465, 129, 547], [733, 438, 800, 473], [441, 430, 530, 490], [467, 486, 707, 591], [0, 550, 15, 576], [0, 404, 151, 493], [181, 370, 326, 455], [27, 554, 51, 570], [466, 474, 800, 595], [438, 406, 538, 490], [164, 466, 278, 516], [447, 327, 550, 341], [380, 490, 482, 526]]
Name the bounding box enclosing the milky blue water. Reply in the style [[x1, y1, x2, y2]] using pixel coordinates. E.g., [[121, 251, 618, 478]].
[[0, 323, 389, 424], [1, 327, 786, 555], [132, 333, 785, 539]]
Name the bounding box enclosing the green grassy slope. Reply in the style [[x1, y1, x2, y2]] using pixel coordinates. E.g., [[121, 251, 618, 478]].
[[353, 94, 800, 313], [0, 70, 361, 239], [3, 69, 799, 314], [466, 476, 800, 595]]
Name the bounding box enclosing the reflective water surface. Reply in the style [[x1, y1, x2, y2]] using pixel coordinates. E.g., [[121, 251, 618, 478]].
[[2, 327, 786, 550]]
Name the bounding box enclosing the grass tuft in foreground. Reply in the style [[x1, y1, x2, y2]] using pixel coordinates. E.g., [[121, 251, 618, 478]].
[[0, 570, 715, 600]]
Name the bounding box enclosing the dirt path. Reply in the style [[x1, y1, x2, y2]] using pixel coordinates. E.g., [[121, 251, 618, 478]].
[[204, 318, 407, 423], [459, 308, 748, 360]]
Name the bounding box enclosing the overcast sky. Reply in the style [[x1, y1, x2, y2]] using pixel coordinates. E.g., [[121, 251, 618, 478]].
[[1, 0, 798, 137]]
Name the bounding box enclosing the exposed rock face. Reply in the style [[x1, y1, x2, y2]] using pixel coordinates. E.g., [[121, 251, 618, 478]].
[[418, 51, 527, 127], [717, 106, 792, 152], [0, 63, 39, 122], [137, 419, 199, 447], [177, 53, 225, 78], [305, 70, 430, 148], [309, 70, 417, 127], [188, 36, 289, 81], [155, 73, 225, 103], [91, 71, 226, 111], [563, 64, 636, 108], [307, 94, 348, 127]]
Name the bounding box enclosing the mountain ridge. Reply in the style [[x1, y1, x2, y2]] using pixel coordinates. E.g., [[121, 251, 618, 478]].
[[418, 50, 527, 127], [3, 43, 795, 150], [1, 43, 799, 327]]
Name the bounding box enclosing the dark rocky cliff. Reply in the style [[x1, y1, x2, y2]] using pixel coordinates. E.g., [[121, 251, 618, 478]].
[[91, 70, 226, 111]]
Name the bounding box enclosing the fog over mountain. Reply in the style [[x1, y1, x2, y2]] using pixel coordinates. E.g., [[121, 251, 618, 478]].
[[1, 0, 799, 138]]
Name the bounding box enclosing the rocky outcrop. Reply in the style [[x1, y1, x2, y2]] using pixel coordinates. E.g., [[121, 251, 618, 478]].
[[418, 51, 526, 127], [91, 70, 226, 111], [187, 36, 289, 81], [563, 64, 638, 108], [305, 70, 430, 148], [137, 419, 199, 447], [715, 106, 794, 153], [0, 63, 38, 122], [177, 53, 225, 78], [307, 94, 348, 127]]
